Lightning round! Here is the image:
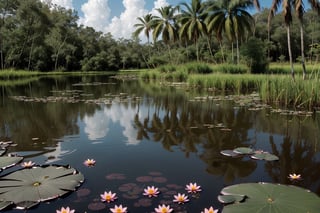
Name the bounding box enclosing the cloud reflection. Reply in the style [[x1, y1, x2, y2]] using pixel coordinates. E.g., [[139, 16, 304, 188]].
[[83, 104, 146, 145]]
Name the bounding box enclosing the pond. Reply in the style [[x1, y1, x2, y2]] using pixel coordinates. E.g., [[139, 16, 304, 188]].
[[0, 75, 319, 213]]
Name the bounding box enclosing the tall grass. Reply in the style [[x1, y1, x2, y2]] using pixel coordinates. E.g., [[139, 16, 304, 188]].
[[188, 74, 320, 109]]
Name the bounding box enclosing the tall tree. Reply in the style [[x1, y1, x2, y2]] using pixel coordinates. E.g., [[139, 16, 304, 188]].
[[133, 13, 154, 44], [152, 5, 179, 61], [294, 0, 320, 79], [178, 0, 207, 62], [205, 0, 257, 64], [269, 0, 295, 79]]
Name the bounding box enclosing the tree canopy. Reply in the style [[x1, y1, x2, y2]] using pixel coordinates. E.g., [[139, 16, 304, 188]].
[[0, 0, 320, 72]]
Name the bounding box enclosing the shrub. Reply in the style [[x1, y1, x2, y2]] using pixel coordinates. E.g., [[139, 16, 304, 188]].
[[240, 37, 269, 73]]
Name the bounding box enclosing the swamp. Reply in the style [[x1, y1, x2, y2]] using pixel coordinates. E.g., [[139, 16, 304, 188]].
[[0, 74, 319, 212]]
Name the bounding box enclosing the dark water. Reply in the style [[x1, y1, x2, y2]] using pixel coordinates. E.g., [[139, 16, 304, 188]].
[[0, 75, 319, 213]]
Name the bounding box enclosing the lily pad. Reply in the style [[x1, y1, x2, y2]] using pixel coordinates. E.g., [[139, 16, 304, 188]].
[[0, 156, 23, 171], [218, 194, 246, 204], [220, 150, 240, 157], [251, 152, 279, 161], [0, 150, 6, 157], [0, 200, 12, 210], [233, 147, 254, 155], [0, 165, 84, 209], [219, 182, 320, 213]]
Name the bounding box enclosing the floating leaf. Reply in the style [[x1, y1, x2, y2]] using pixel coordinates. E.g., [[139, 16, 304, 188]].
[[220, 150, 240, 157], [219, 182, 320, 213], [233, 147, 254, 155], [251, 152, 279, 161], [0, 150, 6, 157], [0, 200, 12, 210], [0, 156, 23, 171], [218, 194, 246, 204], [0, 165, 84, 209]]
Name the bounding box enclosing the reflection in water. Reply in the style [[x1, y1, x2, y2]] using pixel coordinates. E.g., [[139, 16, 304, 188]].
[[0, 75, 319, 212], [83, 103, 149, 145]]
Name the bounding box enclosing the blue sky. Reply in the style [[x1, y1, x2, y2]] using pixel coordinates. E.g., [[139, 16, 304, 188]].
[[45, 0, 274, 40]]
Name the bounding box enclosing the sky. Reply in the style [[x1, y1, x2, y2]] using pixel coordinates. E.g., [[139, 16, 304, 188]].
[[43, 0, 273, 41]]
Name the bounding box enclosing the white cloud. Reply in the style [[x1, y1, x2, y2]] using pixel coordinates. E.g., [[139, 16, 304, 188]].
[[79, 0, 111, 32], [104, 0, 148, 39], [41, 0, 73, 10], [78, 0, 170, 41], [153, 0, 169, 11]]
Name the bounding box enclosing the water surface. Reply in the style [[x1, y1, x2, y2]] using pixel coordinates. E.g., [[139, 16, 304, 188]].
[[0, 75, 319, 212]]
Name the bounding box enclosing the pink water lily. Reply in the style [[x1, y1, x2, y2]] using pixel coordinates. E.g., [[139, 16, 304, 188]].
[[288, 173, 302, 181], [143, 186, 160, 197], [201, 206, 219, 213], [83, 159, 96, 167], [185, 182, 202, 193], [56, 206, 75, 213], [100, 191, 117, 203], [173, 193, 189, 204], [154, 204, 173, 213], [21, 161, 35, 168], [110, 204, 127, 213]]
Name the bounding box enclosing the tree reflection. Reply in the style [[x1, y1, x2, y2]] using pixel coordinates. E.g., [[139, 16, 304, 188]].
[[267, 135, 320, 195]]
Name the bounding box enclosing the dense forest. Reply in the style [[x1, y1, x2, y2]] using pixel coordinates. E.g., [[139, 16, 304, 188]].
[[1, 0, 320, 72]]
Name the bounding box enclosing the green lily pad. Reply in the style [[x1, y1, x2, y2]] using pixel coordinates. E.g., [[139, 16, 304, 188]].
[[0, 165, 84, 209], [0, 200, 13, 210], [251, 152, 279, 161], [0, 156, 23, 171], [219, 182, 320, 213], [220, 150, 240, 157], [233, 147, 254, 155], [218, 194, 246, 204], [0, 150, 6, 157]]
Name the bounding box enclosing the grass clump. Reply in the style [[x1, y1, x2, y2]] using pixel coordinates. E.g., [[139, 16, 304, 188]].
[[184, 62, 213, 74]]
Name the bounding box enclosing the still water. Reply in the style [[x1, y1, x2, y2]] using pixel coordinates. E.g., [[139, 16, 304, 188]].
[[0, 75, 319, 212]]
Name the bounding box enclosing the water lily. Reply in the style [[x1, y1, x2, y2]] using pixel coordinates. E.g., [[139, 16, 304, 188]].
[[21, 161, 35, 168], [143, 186, 160, 197], [56, 206, 75, 213], [154, 204, 173, 213], [100, 191, 117, 203], [83, 159, 96, 167], [185, 182, 202, 193], [201, 206, 219, 213], [288, 173, 302, 181], [110, 204, 127, 213], [173, 193, 189, 204]]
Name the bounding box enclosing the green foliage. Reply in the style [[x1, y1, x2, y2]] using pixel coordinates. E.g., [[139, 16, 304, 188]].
[[219, 183, 320, 213], [217, 64, 249, 74], [158, 64, 176, 73], [240, 37, 269, 73], [185, 62, 213, 74]]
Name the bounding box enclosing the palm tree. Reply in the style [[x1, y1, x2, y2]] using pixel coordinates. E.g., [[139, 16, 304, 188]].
[[294, 0, 320, 79], [152, 5, 179, 58], [133, 13, 154, 44], [178, 0, 207, 62], [269, 0, 295, 80], [205, 0, 257, 65]]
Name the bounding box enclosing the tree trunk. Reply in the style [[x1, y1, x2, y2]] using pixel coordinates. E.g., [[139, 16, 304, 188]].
[[299, 23, 306, 80], [287, 25, 295, 80], [28, 36, 35, 71], [231, 42, 234, 64], [219, 42, 225, 63], [54, 35, 68, 71], [236, 34, 240, 65]]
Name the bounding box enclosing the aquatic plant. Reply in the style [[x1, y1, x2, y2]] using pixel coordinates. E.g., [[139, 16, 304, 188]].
[[218, 182, 320, 212], [0, 165, 84, 210]]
